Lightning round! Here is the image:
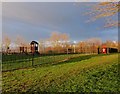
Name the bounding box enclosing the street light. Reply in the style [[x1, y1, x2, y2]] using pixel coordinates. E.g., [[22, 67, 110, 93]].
[[73, 41, 76, 53]]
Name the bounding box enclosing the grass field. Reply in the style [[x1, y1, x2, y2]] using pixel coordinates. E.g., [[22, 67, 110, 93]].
[[2, 53, 119, 93], [2, 54, 87, 71]]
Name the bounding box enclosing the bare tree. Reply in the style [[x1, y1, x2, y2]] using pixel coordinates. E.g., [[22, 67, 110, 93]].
[[86, 38, 102, 46], [15, 35, 28, 53], [2, 34, 11, 53], [84, 0, 120, 28], [105, 40, 118, 48], [77, 38, 102, 54], [85, 38, 101, 53], [60, 33, 69, 42], [39, 39, 45, 54], [49, 31, 69, 54], [77, 41, 87, 53], [15, 35, 27, 47]]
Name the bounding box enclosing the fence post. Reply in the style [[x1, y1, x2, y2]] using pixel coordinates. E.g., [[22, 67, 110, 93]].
[[32, 53, 34, 66]]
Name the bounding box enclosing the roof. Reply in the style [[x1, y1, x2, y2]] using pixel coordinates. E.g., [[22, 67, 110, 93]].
[[30, 41, 39, 45]]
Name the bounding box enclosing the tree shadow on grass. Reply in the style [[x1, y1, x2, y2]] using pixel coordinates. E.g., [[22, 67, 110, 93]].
[[51, 55, 94, 66], [51, 54, 111, 66]]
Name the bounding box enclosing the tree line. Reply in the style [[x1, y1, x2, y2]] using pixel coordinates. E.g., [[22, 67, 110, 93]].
[[2, 32, 119, 54]]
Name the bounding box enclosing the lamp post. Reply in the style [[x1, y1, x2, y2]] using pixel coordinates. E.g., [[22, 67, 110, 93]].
[[31, 44, 34, 66], [73, 41, 76, 53], [65, 41, 69, 54]]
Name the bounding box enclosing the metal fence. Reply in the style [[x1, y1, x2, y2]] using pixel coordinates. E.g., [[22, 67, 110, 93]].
[[2, 53, 33, 71], [2, 46, 119, 72], [2, 53, 84, 72]]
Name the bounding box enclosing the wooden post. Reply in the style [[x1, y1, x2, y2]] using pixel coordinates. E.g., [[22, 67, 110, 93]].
[[32, 53, 34, 66], [67, 48, 68, 54], [107, 47, 109, 54], [98, 47, 100, 54]]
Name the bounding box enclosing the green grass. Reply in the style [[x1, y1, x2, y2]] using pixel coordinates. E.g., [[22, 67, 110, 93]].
[[2, 54, 88, 71], [2, 54, 119, 93]]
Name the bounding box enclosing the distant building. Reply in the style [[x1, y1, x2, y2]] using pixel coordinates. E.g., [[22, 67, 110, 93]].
[[30, 41, 39, 54], [98, 45, 118, 54]]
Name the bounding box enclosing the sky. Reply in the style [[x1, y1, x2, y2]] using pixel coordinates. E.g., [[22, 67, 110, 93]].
[[1, 0, 119, 2], [2, 2, 118, 43]]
